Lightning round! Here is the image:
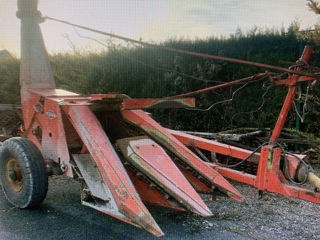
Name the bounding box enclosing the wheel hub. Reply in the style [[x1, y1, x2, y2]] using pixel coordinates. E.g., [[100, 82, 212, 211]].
[[5, 158, 23, 192]]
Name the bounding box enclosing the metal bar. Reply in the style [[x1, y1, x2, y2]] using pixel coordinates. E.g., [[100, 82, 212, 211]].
[[167, 73, 267, 99], [276, 76, 317, 85], [168, 129, 258, 160], [181, 130, 262, 142], [168, 129, 305, 170], [270, 46, 313, 143], [121, 109, 244, 202], [209, 164, 256, 186], [120, 98, 195, 109], [280, 184, 320, 203], [44, 16, 319, 79], [270, 86, 298, 143], [210, 153, 320, 204]]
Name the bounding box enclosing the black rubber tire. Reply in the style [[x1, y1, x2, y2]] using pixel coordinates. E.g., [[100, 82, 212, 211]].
[[0, 137, 48, 208]]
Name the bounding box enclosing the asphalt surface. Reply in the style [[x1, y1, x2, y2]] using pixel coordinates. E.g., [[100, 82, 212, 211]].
[[0, 176, 251, 240]]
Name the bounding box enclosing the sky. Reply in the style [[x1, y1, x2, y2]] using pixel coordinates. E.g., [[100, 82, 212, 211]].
[[0, 0, 319, 55]]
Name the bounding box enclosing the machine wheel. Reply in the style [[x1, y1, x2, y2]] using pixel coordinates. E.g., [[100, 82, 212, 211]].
[[0, 137, 48, 208]]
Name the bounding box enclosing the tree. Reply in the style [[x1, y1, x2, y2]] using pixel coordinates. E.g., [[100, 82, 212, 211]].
[[307, 0, 320, 14]]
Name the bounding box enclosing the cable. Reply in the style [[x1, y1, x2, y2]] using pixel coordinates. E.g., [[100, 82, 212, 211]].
[[184, 75, 268, 112], [293, 81, 312, 124], [284, 152, 310, 185], [213, 142, 269, 168], [213, 140, 312, 184], [44, 16, 319, 79], [184, 82, 249, 112], [293, 101, 304, 123], [302, 82, 311, 118], [167, 72, 271, 99], [230, 83, 273, 124], [72, 27, 225, 84], [275, 142, 311, 185]]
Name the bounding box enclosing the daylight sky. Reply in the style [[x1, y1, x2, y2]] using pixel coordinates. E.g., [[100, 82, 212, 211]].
[[0, 0, 319, 55]]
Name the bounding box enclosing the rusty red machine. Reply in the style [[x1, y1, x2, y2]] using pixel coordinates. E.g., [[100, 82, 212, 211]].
[[0, 0, 320, 237]]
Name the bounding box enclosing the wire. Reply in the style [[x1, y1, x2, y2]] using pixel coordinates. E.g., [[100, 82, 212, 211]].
[[293, 81, 312, 124], [184, 75, 268, 112], [167, 72, 271, 99], [275, 142, 311, 185], [72, 23, 274, 127], [230, 83, 273, 124], [293, 101, 304, 123], [44, 16, 319, 79], [214, 142, 269, 168], [284, 152, 310, 185], [72, 27, 225, 84], [302, 83, 311, 117], [213, 140, 312, 184], [279, 144, 310, 184], [185, 82, 249, 112]]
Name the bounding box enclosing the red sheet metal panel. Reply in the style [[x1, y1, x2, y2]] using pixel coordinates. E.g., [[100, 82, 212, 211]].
[[117, 136, 212, 217], [22, 91, 72, 176], [121, 109, 244, 202], [63, 105, 163, 237]]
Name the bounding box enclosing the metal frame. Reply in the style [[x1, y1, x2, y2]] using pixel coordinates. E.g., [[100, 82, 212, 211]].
[[9, 0, 319, 237], [170, 46, 320, 204]]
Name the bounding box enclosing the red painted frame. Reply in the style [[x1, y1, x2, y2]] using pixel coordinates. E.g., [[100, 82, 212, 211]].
[[17, 1, 320, 237], [171, 46, 320, 204]]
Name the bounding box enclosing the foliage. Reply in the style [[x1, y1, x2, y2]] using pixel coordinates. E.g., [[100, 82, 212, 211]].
[[0, 27, 319, 136], [0, 57, 20, 103]]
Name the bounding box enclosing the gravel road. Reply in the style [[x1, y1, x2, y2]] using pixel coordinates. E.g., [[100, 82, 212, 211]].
[[0, 175, 319, 240]]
